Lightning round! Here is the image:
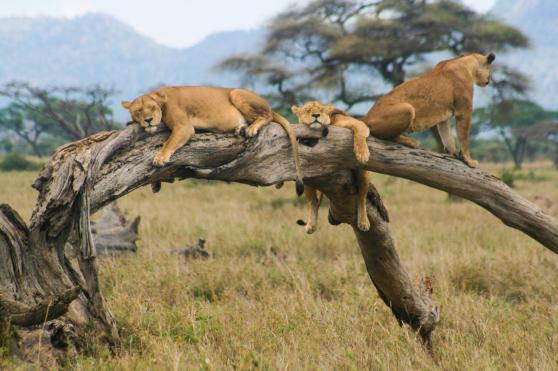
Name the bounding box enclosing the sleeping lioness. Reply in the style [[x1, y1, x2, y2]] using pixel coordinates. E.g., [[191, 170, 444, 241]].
[[291, 102, 371, 233], [122, 86, 304, 194], [363, 52, 495, 168]]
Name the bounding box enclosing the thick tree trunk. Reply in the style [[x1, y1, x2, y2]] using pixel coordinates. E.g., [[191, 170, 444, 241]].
[[1, 122, 556, 362]]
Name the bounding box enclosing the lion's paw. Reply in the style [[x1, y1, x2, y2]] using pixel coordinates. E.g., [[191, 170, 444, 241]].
[[357, 216, 370, 232], [465, 159, 479, 168], [355, 146, 370, 164], [305, 224, 317, 234], [458, 152, 479, 168], [245, 126, 259, 138], [153, 152, 170, 167]]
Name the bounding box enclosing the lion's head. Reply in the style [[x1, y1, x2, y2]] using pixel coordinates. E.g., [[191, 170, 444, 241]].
[[122, 90, 167, 133], [472, 52, 496, 87], [291, 101, 344, 130]]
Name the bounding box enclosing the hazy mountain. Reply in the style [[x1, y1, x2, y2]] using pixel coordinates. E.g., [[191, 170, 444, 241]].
[[0, 13, 263, 118], [1, 4, 558, 118], [492, 0, 558, 108]]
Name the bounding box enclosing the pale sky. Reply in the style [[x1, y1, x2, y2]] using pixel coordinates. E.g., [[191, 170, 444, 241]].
[[0, 0, 496, 48]]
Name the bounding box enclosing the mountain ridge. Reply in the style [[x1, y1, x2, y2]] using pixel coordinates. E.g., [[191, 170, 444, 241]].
[[0, 12, 263, 117], [0, 4, 557, 117]]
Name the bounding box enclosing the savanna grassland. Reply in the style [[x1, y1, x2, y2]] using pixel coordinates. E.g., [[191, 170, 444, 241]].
[[2, 163, 557, 370]]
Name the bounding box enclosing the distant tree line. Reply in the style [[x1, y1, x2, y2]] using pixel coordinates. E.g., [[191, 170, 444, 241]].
[[0, 82, 119, 157], [0, 0, 556, 168]]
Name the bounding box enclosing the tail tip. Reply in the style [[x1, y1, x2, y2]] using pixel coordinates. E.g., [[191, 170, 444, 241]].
[[295, 179, 304, 196]]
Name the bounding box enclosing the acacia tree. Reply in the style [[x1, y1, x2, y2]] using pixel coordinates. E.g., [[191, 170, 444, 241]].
[[0, 103, 52, 157], [0, 82, 119, 144], [473, 66, 558, 168], [218, 0, 529, 112]]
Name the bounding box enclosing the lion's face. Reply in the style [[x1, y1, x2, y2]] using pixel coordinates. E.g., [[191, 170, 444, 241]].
[[291, 101, 338, 130], [122, 92, 167, 133], [473, 52, 495, 87]]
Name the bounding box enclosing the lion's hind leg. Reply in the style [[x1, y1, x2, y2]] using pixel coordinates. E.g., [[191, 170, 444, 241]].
[[229, 88, 304, 196], [301, 186, 323, 234], [228, 89, 273, 137], [364, 103, 416, 144]]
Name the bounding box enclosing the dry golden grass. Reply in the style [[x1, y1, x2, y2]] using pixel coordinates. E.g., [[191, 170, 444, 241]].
[[1, 163, 557, 370]]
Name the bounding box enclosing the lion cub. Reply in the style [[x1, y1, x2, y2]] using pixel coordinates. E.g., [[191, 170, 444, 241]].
[[363, 52, 495, 168], [291, 102, 371, 233], [122, 86, 304, 194]]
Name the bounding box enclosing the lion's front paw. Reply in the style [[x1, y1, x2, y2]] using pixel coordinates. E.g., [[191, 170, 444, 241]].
[[245, 125, 259, 138], [355, 145, 370, 164], [153, 152, 170, 167], [357, 216, 370, 232]]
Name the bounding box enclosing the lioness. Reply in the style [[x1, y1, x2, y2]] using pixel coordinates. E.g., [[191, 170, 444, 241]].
[[291, 102, 371, 233], [122, 86, 304, 194], [363, 52, 495, 168]]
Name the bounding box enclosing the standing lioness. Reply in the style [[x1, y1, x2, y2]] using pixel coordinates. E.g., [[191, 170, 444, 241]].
[[363, 52, 495, 168], [122, 86, 304, 194]]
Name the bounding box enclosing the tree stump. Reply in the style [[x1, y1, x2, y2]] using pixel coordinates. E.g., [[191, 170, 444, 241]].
[[91, 202, 140, 256]]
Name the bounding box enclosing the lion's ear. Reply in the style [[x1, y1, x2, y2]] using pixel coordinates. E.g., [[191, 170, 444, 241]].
[[487, 52, 496, 64], [153, 91, 168, 105], [291, 105, 300, 115], [121, 101, 132, 109]]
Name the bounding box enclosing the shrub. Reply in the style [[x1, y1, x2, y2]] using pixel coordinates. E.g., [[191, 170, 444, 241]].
[[0, 153, 41, 171], [499, 168, 515, 188]]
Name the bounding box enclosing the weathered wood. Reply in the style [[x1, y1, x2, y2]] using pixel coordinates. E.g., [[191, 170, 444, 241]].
[[1, 120, 557, 361], [91, 203, 140, 256], [90, 124, 557, 252]]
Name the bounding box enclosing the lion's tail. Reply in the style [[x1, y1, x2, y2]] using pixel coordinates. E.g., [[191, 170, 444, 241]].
[[271, 111, 304, 196]]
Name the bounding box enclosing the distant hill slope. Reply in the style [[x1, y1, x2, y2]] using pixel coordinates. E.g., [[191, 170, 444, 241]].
[[492, 0, 558, 108], [0, 5, 557, 117], [0, 13, 263, 118]]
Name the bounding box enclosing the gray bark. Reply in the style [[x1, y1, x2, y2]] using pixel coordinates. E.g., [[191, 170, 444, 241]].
[[1, 121, 557, 361], [91, 203, 140, 256]]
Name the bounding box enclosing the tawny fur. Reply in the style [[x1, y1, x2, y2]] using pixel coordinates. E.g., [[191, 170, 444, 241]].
[[291, 102, 371, 233], [122, 86, 304, 194], [363, 52, 496, 168]]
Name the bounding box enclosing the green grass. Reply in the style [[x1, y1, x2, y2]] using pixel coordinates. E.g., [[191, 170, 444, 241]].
[[1, 162, 557, 369]]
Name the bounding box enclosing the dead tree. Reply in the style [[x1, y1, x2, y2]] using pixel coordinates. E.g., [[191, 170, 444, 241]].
[[1, 122, 557, 361], [91, 203, 140, 256]]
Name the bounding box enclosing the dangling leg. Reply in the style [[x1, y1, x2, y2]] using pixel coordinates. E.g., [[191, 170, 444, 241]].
[[331, 115, 370, 164], [303, 186, 323, 234], [356, 169, 370, 232]]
